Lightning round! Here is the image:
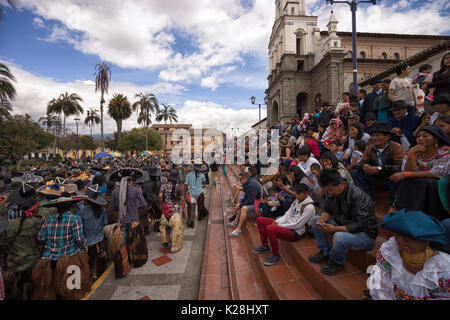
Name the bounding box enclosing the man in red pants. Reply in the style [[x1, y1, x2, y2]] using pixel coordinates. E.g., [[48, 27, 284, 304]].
[[253, 183, 316, 266]]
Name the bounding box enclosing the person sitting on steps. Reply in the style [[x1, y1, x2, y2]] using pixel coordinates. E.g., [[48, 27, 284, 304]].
[[308, 169, 378, 276], [253, 183, 316, 266]]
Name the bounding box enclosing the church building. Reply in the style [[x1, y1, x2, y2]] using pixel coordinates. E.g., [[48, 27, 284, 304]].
[[266, 0, 450, 127]]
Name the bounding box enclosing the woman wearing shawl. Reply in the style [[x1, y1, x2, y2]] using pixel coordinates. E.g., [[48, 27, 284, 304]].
[[322, 118, 347, 146]]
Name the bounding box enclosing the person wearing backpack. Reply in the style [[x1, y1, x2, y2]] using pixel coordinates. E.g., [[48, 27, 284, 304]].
[[252, 183, 316, 266]]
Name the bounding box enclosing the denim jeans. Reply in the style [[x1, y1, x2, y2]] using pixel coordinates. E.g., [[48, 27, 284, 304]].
[[351, 168, 398, 206], [310, 216, 375, 265], [120, 221, 138, 244]]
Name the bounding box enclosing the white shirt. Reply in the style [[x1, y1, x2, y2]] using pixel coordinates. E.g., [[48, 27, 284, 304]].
[[276, 196, 316, 236], [369, 237, 450, 300], [298, 157, 321, 179]]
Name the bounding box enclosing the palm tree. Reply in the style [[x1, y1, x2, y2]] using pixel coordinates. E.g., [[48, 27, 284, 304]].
[[84, 108, 101, 136], [0, 62, 16, 114], [133, 92, 159, 150], [84, 109, 100, 157], [0, 0, 18, 22], [156, 104, 178, 151], [108, 93, 132, 143], [47, 92, 84, 155], [39, 112, 59, 159], [94, 62, 112, 151]]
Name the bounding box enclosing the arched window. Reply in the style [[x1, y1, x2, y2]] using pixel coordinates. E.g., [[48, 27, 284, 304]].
[[381, 52, 387, 60], [346, 51, 352, 59], [360, 51, 366, 59], [394, 53, 400, 60]]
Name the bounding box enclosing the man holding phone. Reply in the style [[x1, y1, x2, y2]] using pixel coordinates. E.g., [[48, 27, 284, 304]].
[[308, 169, 378, 275]]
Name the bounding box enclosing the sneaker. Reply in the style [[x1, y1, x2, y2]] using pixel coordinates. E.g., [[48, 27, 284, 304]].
[[252, 245, 271, 254], [227, 222, 238, 227], [263, 255, 281, 266], [228, 229, 242, 237], [320, 259, 345, 275], [308, 251, 329, 264]]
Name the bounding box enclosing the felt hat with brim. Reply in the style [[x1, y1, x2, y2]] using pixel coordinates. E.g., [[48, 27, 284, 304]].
[[431, 93, 450, 106], [40, 195, 88, 208], [168, 169, 179, 182], [108, 168, 146, 182], [280, 140, 288, 148], [11, 173, 43, 185], [371, 123, 394, 135], [389, 100, 408, 111], [381, 209, 448, 245], [419, 125, 450, 146], [349, 114, 360, 120], [146, 165, 162, 177], [193, 164, 207, 171], [36, 184, 68, 198], [77, 184, 106, 206], [7, 182, 38, 209], [69, 171, 91, 182], [364, 113, 377, 122]]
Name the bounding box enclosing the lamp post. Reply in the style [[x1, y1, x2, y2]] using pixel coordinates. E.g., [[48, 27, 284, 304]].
[[251, 95, 268, 131], [326, 0, 376, 94], [74, 118, 80, 161]]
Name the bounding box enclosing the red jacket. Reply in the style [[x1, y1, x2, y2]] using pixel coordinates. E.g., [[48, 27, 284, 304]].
[[306, 139, 320, 158]]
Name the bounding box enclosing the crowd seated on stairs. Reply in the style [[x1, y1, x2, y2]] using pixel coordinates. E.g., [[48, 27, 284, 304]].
[[226, 104, 449, 300]]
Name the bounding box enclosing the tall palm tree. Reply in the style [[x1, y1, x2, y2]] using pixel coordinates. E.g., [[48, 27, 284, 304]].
[[0, 0, 18, 22], [94, 62, 111, 151], [39, 112, 59, 158], [156, 104, 178, 125], [0, 62, 16, 114], [0, 98, 12, 118], [47, 92, 84, 155], [84, 109, 100, 157], [156, 104, 178, 151], [84, 108, 101, 136], [108, 93, 132, 143], [133, 92, 159, 150]]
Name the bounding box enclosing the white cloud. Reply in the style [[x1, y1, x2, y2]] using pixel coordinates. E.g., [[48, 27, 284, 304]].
[[5, 62, 186, 135], [32, 17, 46, 29]]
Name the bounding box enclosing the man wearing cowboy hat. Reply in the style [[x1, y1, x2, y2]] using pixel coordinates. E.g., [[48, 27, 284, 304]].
[[430, 93, 450, 125], [352, 123, 404, 207], [387, 100, 421, 146], [184, 164, 207, 228]]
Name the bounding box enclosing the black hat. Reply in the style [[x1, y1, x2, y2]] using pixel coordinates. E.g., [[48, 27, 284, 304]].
[[108, 168, 147, 182], [371, 123, 394, 135], [431, 93, 450, 106], [322, 102, 330, 107], [81, 184, 107, 206], [168, 169, 179, 182], [7, 182, 38, 209], [389, 100, 407, 111], [364, 113, 377, 122], [147, 165, 162, 177], [420, 125, 450, 146], [193, 164, 207, 171]]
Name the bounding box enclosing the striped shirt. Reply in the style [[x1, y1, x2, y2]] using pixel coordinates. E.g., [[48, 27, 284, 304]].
[[110, 185, 147, 224], [38, 212, 87, 261], [184, 171, 205, 196]]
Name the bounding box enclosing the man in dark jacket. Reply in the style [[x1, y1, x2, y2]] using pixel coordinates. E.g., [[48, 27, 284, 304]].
[[386, 100, 421, 146], [360, 79, 383, 122], [351, 123, 404, 207], [228, 171, 265, 238], [308, 169, 378, 275], [318, 102, 335, 129]]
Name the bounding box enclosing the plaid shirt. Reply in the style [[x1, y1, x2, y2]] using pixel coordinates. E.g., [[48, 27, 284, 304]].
[[38, 212, 87, 261], [0, 266, 4, 300]]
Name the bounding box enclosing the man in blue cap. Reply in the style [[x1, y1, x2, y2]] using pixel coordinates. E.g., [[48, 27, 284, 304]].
[[369, 209, 450, 300]]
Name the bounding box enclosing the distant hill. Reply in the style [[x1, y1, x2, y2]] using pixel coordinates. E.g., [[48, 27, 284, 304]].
[[84, 133, 115, 141]]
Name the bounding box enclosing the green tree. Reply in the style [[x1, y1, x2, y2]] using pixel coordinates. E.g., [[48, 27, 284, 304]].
[[108, 93, 132, 143], [0, 62, 16, 117], [84, 108, 100, 157], [133, 92, 159, 150], [156, 104, 178, 150], [0, 114, 54, 169], [47, 92, 84, 152], [94, 62, 112, 151], [116, 127, 163, 152], [79, 135, 97, 155], [0, 0, 17, 23], [39, 112, 60, 158]]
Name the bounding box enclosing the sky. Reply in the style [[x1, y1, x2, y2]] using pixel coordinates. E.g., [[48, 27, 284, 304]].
[[1, 0, 449, 137]]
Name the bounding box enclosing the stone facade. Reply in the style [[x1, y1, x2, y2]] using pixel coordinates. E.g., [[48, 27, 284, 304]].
[[266, 0, 450, 128]]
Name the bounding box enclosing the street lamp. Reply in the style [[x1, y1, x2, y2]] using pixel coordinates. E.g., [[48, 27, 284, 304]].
[[74, 118, 80, 161], [251, 95, 268, 130], [326, 0, 377, 94]]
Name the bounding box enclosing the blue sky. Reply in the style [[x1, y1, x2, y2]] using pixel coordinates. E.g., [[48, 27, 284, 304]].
[[1, 0, 449, 135]]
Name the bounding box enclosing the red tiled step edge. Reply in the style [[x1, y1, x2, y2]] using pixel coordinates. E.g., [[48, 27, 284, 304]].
[[242, 218, 321, 300]]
